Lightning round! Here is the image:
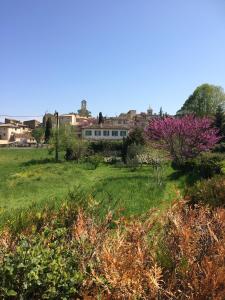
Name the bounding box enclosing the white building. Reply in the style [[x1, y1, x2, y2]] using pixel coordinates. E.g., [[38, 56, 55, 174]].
[[0, 123, 34, 145], [59, 114, 90, 126], [81, 124, 130, 140]]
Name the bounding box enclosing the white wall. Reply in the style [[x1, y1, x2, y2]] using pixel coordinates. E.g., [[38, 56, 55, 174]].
[[0, 127, 15, 140], [82, 128, 128, 140], [59, 115, 79, 126], [0, 126, 29, 141]]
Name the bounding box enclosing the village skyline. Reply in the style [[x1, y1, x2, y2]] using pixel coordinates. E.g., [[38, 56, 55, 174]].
[[0, 98, 164, 124]]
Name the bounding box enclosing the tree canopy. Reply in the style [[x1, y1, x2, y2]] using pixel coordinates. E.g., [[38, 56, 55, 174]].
[[146, 115, 220, 165], [32, 128, 44, 147], [214, 105, 225, 141], [121, 127, 146, 163], [177, 84, 225, 117]]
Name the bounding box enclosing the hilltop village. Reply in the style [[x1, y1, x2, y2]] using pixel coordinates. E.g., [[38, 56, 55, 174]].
[[0, 100, 161, 146]]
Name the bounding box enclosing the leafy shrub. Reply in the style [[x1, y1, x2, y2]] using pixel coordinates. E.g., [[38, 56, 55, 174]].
[[196, 152, 223, 178], [65, 141, 88, 162], [88, 140, 123, 156], [186, 175, 225, 207], [173, 152, 224, 178], [0, 228, 83, 299], [82, 154, 103, 170], [121, 127, 146, 162], [126, 144, 143, 171], [151, 159, 165, 186], [213, 142, 225, 153]]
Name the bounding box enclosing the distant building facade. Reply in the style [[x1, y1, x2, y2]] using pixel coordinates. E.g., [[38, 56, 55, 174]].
[[81, 124, 129, 141], [0, 123, 35, 146], [23, 119, 41, 129], [104, 106, 155, 130], [5, 118, 22, 126], [59, 114, 90, 126]]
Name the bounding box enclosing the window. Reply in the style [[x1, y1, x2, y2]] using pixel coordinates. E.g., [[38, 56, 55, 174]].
[[85, 130, 92, 136], [120, 131, 127, 137], [95, 130, 101, 136], [103, 130, 110, 136], [112, 130, 118, 136]]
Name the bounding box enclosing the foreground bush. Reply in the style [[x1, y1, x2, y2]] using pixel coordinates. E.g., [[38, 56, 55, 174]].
[[65, 141, 89, 162], [174, 152, 224, 178], [121, 127, 146, 163], [88, 140, 123, 156], [186, 175, 225, 208], [81, 154, 103, 169], [0, 229, 82, 299], [0, 200, 224, 299], [162, 202, 225, 299], [213, 142, 225, 153]]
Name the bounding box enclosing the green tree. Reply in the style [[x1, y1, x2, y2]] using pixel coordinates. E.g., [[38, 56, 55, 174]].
[[126, 127, 146, 146], [122, 127, 146, 163], [98, 112, 104, 124], [126, 144, 144, 171], [159, 107, 163, 117], [214, 105, 225, 141], [177, 84, 225, 117], [44, 118, 53, 143], [32, 128, 44, 147], [48, 125, 72, 153], [48, 125, 87, 162]]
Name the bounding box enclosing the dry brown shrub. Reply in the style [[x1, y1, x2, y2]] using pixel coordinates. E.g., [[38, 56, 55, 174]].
[[162, 202, 225, 300], [73, 203, 225, 299], [1, 200, 225, 299], [0, 228, 16, 270], [73, 209, 164, 299], [96, 222, 162, 299]]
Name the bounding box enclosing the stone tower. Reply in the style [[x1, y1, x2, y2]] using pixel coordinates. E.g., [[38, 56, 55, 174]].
[[81, 99, 87, 110], [78, 99, 91, 117], [147, 105, 153, 116]]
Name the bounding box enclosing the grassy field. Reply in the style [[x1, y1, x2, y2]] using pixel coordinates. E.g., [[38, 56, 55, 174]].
[[0, 148, 185, 225]]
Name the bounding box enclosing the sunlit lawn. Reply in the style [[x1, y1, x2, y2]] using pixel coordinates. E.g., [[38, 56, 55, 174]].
[[0, 148, 186, 225]]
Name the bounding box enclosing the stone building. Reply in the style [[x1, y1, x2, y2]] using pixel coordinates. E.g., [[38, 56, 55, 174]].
[[23, 119, 41, 129]]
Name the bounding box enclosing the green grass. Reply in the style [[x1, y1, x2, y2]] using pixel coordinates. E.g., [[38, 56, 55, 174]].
[[0, 148, 186, 225]]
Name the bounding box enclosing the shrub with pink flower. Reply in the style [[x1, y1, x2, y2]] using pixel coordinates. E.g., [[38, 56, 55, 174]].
[[146, 115, 220, 165]]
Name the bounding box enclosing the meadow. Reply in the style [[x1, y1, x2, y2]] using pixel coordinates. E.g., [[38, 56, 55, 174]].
[[0, 145, 224, 299], [0, 148, 184, 226]]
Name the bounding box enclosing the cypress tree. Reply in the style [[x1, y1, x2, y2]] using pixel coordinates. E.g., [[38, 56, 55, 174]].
[[159, 107, 163, 118], [98, 112, 104, 124], [45, 118, 52, 143]]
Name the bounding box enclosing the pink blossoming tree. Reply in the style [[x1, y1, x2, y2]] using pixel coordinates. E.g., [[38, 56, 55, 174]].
[[146, 115, 220, 165]]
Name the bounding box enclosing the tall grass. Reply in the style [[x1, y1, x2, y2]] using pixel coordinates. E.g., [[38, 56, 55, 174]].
[[0, 148, 183, 226]]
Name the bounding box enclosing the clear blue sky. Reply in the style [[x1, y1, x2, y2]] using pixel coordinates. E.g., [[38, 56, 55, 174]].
[[0, 0, 225, 121]]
